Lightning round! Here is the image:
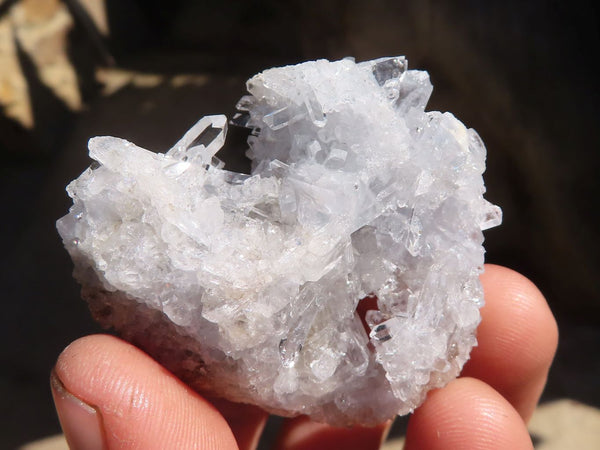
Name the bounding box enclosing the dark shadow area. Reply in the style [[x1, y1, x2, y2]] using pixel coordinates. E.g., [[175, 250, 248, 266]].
[[63, 0, 114, 68], [62, 0, 108, 105], [13, 30, 73, 159], [0, 0, 19, 20], [0, 0, 598, 447], [0, 105, 35, 163]]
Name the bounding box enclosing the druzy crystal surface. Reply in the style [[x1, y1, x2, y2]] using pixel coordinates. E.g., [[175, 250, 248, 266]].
[[57, 57, 502, 426]]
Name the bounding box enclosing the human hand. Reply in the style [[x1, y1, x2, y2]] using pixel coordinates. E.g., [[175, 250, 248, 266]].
[[50, 264, 557, 449]]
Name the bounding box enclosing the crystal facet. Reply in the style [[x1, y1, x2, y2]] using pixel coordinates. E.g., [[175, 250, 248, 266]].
[[57, 57, 501, 426]]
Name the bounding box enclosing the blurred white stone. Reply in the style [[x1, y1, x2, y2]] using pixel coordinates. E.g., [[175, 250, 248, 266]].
[[57, 57, 501, 426]]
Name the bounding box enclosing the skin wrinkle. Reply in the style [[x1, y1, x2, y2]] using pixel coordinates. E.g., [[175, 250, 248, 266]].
[[405, 378, 533, 450], [468, 399, 502, 434], [167, 386, 204, 448], [79, 340, 154, 427], [139, 381, 194, 448], [107, 428, 130, 449], [492, 296, 537, 364]]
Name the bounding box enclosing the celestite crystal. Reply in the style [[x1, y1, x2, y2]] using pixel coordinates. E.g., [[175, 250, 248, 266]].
[[57, 57, 502, 426]]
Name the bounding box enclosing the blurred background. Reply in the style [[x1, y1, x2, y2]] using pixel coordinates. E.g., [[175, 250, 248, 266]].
[[1, 0, 598, 448]]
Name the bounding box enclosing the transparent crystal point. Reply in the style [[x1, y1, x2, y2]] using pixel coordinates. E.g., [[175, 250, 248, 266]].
[[167, 115, 228, 164]]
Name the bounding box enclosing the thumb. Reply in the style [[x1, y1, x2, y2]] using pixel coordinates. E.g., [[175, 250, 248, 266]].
[[51, 334, 239, 450]]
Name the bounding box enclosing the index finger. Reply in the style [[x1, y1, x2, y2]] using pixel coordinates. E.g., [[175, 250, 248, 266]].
[[461, 264, 559, 421]]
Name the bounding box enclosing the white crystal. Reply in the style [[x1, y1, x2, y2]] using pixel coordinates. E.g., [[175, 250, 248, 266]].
[[57, 57, 501, 426]]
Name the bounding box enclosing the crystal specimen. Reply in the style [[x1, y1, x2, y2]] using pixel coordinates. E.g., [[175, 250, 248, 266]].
[[57, 56, 502, 426]]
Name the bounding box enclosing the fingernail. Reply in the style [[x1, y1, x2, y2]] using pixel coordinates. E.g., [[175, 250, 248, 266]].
[[50, 369, 105, 450]]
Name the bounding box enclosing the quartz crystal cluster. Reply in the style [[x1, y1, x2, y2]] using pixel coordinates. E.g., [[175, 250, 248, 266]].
[[57, 57, 502, 426]]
